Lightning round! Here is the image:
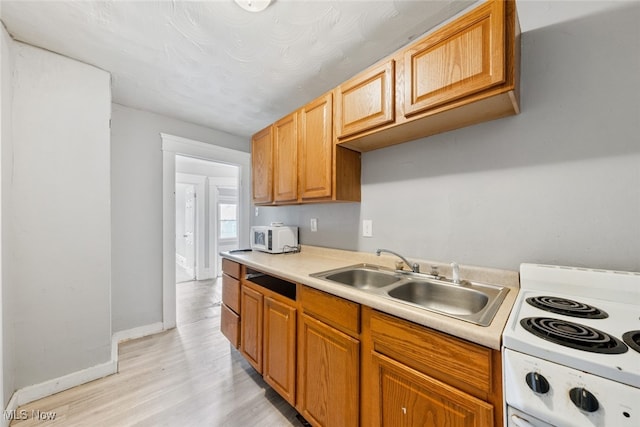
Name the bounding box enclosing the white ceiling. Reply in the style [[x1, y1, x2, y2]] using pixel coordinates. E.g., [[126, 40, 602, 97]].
[[3, 0, 618, 141], [0, 0, 477, 139]]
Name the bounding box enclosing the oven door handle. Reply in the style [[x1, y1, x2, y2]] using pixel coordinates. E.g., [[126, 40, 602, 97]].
[[510, 414, 535, 427]]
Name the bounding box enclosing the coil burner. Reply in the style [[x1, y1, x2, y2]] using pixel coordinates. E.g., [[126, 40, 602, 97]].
[[520, 317, 627, 354], [526, 296, 608, 319]]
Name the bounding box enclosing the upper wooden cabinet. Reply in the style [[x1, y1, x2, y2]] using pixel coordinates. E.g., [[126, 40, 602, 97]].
[[252, 92, 361, 205], [338, 0, 520, 152], [273, 112, 298, 203], [335, 60, 395, 139], [404, 0, 505, 116], [251, 126, 273, 204], [298, 93, 333, 200], [251, 0, 518, 201]]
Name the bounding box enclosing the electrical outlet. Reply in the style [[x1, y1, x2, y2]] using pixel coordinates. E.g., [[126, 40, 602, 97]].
[[310, 218, 318, 232], [362, 219, 373, 237]]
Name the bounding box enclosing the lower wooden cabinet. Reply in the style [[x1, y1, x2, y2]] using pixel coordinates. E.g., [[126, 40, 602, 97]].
[[221, 260, 503, 427], [240, 284, 264, 373], [263, 296, 297, 405], [297, 313, 360, 427], [363, 308, 503, 427], [372, 352, 493, 427], [237, 274, 298, 406]]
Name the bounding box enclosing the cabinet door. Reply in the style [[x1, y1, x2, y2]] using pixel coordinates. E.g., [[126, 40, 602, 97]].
[[336, 60, 395, 138], [273, 112, 298, 203], [240, 285, 263, 373], [299, 93, 333, 200], [251, 126, 273, 204], [263, 297, 297, 405], [298, 314, 359, 427], [372, 352, 493, 427], [404, 0, 505, 116]]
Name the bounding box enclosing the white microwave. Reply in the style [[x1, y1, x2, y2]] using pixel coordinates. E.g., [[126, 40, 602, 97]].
[[250, 225, 298, 253]]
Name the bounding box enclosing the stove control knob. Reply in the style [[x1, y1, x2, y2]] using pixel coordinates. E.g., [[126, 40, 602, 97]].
[[525, 372, 550, 394], [569, 387, 599, 412]]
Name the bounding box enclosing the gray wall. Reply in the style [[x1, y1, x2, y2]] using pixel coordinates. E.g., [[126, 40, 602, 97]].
[[111, 104, 248, 333], [256, 1, 640, 272], [1, 22, 14, 408], [7, 41, 112, 389]]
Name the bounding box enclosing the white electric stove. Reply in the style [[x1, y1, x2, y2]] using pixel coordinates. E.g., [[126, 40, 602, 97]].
[[502, 263, 640, 427]]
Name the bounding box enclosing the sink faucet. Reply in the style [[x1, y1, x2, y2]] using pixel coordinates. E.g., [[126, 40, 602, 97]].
[[376, 249, 420, 273], [451, 262, 461, 284]]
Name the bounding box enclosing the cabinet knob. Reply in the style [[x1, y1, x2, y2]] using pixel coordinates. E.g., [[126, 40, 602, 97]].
[[401, 407, 407, 415]]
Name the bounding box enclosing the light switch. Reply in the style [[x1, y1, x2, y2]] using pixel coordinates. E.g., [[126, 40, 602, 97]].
[[310, 218, 318, 232], [255, 207, 259, 217], [363, 219, 373, 237]]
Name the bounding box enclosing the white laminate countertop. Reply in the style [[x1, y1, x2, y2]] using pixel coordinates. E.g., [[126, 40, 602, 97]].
[[221, 245, 520, 350]]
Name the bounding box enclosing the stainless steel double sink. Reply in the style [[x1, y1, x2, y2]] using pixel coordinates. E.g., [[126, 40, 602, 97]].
[[310, 264, 509, 326]]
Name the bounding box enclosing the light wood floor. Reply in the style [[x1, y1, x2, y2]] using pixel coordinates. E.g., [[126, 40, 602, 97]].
[[12, 279, 302, 426]]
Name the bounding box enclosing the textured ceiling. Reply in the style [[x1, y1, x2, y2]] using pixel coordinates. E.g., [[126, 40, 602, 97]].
[[0, 0, 479, 139]]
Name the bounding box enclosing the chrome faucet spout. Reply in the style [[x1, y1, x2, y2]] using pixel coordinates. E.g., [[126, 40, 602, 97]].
[[451, 262, 461, 285], [375, 248, 420, 273]]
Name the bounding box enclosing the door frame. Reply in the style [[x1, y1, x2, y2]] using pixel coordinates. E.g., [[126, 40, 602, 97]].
[[161, 133, 250, 330]]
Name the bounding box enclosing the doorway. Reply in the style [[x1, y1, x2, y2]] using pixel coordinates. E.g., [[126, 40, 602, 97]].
[[175, 156, 240, 284], [175, 182, 196, 283], [162, 133, 251, 330]]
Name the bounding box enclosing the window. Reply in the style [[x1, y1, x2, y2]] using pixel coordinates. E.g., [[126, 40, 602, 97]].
[[219, 203, 237, 240]]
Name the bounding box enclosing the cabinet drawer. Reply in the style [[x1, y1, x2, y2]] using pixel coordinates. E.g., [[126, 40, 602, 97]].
[[370, 310, 493, 397], [222, 274, 241, 313], [222, 258, 241, 279], [221, 303, 240, 348], [300, 286, 360, 337]]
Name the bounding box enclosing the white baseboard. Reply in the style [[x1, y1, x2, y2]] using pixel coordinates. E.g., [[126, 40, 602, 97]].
[[111, 321, 164, 361], [2, 359, 116, 426], [3, 322, 165, 426], [197, 267, 214, 280]]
